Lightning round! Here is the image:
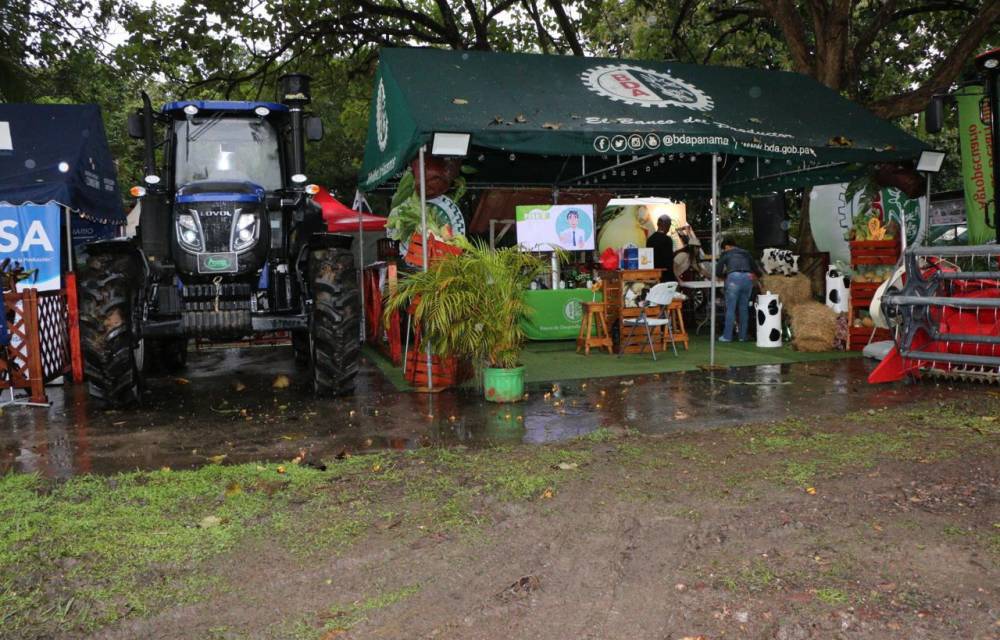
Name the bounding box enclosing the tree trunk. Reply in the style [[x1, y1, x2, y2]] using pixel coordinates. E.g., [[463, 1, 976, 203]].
[[797, 189, 826, 299]]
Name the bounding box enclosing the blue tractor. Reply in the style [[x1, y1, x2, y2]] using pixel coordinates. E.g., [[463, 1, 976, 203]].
[[77, 74, 359, 405]]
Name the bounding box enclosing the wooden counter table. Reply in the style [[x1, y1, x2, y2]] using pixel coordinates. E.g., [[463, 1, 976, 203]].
[[599, 269, 689, 354]]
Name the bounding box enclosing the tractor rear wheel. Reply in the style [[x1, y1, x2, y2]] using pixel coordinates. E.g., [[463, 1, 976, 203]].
[[307, 244, 359, 395], [78, 249, 145, 406]]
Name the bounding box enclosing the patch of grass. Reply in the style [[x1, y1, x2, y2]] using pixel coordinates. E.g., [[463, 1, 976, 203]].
[[719, 558, 777, 593], [0, 462, 350, 635], [815, 587, 849, 605], [581, 427, 616, 443], [943, 525, 970, 538], [292, 584, 420, 638], [782, 460, 819, 486]]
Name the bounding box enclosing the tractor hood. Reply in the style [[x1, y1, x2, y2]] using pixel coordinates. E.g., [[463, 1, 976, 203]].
[[175, 181, 266, 204]]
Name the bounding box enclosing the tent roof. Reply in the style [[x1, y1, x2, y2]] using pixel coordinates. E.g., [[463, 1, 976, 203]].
[[0, 104, 126, 223], [359, 48, 929, 196]]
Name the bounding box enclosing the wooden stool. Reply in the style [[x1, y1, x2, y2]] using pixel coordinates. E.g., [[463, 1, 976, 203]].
[[577, 301, 614, 355], [661, 299, 689, 351]]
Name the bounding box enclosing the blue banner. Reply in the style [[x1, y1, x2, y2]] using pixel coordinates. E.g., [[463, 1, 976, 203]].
[[0, 202, 62, 291], [71, 215, 117, 247]]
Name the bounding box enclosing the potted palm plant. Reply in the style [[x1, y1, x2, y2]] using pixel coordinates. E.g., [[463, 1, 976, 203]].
[[385, 238, 545, 402]]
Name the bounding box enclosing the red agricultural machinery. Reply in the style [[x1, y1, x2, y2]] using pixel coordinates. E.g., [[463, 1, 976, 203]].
[[869, 48, 1000, 384], [869, 246, 1000, 383]]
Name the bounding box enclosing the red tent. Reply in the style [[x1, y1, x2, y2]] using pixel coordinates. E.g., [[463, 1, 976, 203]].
[[311, 187, 386, 233]]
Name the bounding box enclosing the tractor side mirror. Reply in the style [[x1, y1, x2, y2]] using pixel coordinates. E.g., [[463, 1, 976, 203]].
[[925, 95, 944, 134], [305, 116, 324, 142], [127, 113, 145, 139]]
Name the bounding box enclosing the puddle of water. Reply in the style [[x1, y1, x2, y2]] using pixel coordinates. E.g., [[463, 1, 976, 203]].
[[0, 346, 955, 478]]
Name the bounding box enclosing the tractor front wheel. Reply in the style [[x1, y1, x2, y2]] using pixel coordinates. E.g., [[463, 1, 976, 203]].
[[77, 249, 145, 406], [307, 244, 359, 395]]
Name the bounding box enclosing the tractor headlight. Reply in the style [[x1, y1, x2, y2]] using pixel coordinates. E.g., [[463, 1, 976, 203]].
[[176, 213, 204, 252], [232, 211, 259, 251]]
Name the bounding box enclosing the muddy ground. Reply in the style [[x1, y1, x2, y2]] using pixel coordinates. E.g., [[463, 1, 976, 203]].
[[2, 370, 998, 639]]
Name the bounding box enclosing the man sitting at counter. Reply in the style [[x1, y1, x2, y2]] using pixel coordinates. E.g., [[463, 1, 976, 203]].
[[646, 215, 677, 283]]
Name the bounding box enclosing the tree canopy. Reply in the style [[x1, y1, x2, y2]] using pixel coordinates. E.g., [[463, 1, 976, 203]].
[[6, 1, 999, 196]]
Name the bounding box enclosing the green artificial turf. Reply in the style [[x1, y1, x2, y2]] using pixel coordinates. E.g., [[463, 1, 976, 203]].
[[364, 337, 858, 390]]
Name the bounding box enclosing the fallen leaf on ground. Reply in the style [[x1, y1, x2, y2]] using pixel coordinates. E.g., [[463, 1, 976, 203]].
[[232, 381, 246, 392], [541, 488, 554, 499], [206, 454, 227, 465], [556, 462, 578, 470], [276, 465, 286, 474], [199, 515, 221, 529], [805, 486, 817, 495], [272, 374, 290, 389], [225, 482, 242, 497], [542, 122, 561, 129], [514, 114, 527, 123], [174, 377, 190, 385]]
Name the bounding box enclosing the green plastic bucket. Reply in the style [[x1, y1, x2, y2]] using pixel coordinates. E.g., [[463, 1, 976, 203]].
[[483, 366, 525, 403]]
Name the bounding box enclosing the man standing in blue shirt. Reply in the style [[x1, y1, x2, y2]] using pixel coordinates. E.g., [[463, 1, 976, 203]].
[[715, 237, 763, 342]]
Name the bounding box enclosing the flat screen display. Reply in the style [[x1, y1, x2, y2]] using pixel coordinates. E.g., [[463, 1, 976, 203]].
[[515, 204, 595, 251]]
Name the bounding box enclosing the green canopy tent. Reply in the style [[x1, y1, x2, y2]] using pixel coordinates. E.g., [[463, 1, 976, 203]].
[[359, 47, 929, 374]]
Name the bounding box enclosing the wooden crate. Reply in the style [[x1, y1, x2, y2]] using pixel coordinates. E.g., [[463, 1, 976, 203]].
[[849, 240, 900, 266], [403, 233, 462, 269], [848, 326, 891, 351], [846, 286, 892, 351], [404, 343, 470, 389]]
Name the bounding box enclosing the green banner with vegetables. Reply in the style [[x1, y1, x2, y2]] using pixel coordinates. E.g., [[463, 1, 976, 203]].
[[956, 85, 994, 245]]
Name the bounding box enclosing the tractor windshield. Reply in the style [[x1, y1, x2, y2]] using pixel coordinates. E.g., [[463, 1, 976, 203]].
[[174, 116, 282, 190]]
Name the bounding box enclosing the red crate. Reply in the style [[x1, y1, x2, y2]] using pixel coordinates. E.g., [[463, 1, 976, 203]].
[[403, 232, 462, 269], [849, 240, 900, 266], [848, 326, 891, 351], [404, 346, 472, 389]]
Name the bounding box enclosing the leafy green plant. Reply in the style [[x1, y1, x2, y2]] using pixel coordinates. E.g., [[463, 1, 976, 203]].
[[385, 238, 546, 369]]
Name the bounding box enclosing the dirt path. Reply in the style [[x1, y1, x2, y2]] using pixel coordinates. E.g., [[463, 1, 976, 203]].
[[54, 399, 999, 640]]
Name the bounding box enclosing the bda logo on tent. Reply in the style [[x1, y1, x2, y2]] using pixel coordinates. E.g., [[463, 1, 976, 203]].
[[376, 79, 389, 152], [582, 64, 713, 111]]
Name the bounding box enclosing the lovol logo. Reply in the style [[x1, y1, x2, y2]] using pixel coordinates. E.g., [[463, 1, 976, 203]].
[[200, 208, 229, 217], [204, 256, 232, 271], [582, 64, 713, 111]]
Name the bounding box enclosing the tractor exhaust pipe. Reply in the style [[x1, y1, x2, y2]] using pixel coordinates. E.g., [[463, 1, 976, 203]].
[[279, 74, 312, 181], [140, 91, 157, 179]]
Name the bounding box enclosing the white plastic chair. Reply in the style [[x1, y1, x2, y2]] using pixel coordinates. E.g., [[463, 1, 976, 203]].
[[620, 282, 680, 360]]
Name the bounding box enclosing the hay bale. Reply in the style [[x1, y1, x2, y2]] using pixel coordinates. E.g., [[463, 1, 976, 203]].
[[761, 274, 813, 308], [788, 302, 839, 352]]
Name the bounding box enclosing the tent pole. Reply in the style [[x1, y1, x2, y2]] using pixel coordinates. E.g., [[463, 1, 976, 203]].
[[710, 153, 718, 368], [64, 207, 74, 272], [418, 145, 432, 390], [354, 190, 366, 343], [921, 172, 932, 248]]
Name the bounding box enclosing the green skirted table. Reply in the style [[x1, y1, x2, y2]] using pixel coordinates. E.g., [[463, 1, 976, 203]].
[[520, 289, 602, 341]]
